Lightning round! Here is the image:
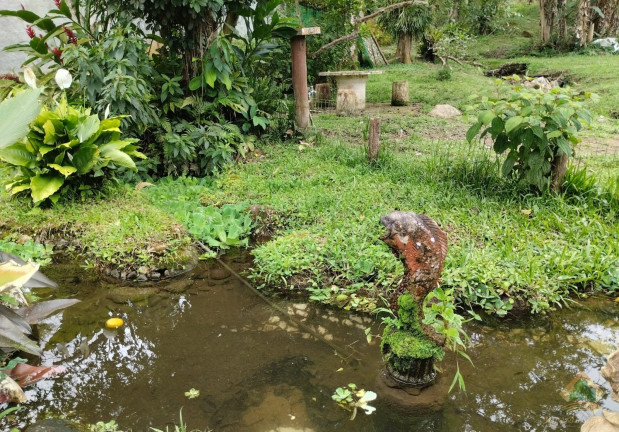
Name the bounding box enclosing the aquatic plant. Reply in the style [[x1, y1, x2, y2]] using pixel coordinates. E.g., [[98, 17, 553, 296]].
[[331, 383, 377, 420]]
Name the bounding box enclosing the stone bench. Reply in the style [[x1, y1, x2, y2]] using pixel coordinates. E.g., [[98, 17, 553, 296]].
[[318, 70, 383, 113]]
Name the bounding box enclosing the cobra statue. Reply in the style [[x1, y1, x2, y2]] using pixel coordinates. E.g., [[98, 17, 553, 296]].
[[380, 211, 448, 346]]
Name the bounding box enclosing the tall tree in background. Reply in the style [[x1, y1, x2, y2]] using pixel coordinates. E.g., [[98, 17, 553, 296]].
[[105, 0, 252, 80], [378, 2, 432, 63]]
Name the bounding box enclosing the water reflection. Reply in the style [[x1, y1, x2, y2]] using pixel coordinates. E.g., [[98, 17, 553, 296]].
[[2, 255, 618, 432]]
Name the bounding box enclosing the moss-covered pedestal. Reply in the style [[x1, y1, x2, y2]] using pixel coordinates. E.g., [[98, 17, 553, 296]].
[[377, 293, 449, 414], [380, 293, 444, 388]]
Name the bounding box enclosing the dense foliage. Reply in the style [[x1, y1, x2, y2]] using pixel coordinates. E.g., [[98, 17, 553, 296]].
[[466, 78, 597, 191]]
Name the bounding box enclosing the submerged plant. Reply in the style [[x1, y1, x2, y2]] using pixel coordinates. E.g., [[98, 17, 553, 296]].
[[331, 383, 377, 420]]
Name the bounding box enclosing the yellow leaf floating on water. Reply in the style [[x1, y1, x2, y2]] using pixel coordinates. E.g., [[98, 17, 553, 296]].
[[106, 317, 124, 329]]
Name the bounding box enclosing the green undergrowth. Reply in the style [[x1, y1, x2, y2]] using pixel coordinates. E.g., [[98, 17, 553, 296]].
[[200, 136, 617, 315], [144, 177, 253, 251], [0, 182, 190, 271]]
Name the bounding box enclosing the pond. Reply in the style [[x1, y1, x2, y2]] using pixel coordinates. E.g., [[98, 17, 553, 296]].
[[3, 251, 618, 431]]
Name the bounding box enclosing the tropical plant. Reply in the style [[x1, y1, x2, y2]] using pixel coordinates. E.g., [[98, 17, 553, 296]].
[[466, 78, 597, 192], [377, 1, 432, 64], [0, 94, 145, 205], [331, 383, 377, 420], [61, 24, 159, 134]]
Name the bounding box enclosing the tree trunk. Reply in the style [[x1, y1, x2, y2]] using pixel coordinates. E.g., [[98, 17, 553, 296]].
[[395, 32, 413, 64], [595, 0, 619, 37], [550, 153, 569, 192], [391, 81, 409, 106], [368, 117, 381, 162], [538, 0, 555, 44], [576, 0, 592, 46]]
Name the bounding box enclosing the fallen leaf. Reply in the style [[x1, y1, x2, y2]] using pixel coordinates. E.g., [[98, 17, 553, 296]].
[[521, 209, 532, 215]]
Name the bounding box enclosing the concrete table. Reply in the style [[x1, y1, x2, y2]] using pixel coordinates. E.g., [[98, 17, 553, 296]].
[[318, 70, 383, 111]]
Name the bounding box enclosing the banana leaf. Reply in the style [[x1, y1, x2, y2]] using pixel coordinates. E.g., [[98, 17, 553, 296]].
[[0, 252, 58, 289]]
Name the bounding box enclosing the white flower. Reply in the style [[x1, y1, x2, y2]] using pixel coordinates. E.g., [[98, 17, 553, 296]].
[[55, 68, 72, 89], [23, 67, 37, 89], [104, 104, 110, 119]]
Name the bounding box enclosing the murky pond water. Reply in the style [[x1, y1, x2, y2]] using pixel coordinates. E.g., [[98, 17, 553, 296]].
[[3, 252, 618, 431]]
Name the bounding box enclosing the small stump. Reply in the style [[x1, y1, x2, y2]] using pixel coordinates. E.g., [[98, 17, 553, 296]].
[[391, 81, 409, 106]]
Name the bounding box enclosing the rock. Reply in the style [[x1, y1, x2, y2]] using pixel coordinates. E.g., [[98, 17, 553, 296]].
[[602, 349, 619, 399], [149, 272, 161, 281], [592, 37, 619, 52], [581, 415, 619, 432], [110, 269, 120, 279], [25, 419, 80, 432], [428, 104, 462, 119], [106, 287, 159, 304], [603, 410, 619, 427], [137, 274, 148, 282], [210, 266, 231, 281], [127, 271, 137, 280], [162, 279, 194, 293]]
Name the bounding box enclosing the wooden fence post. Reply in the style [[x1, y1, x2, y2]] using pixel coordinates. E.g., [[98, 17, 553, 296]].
[[391, 81, 409, 106], [368, 117, 381, 162]]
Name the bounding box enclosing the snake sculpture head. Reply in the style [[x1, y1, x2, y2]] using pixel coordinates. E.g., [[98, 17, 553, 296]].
[[380, 211, 448, 345]]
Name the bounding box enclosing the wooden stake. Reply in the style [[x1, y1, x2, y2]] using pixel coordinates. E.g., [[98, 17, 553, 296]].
[[368, 117, 381, 162]]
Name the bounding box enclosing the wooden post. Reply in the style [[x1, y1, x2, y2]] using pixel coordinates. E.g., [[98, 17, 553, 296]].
[[391, 81, 409, 106], [368, 117, 381, 162], [291, 27, 321, 132], [315, 83, 331, 108]]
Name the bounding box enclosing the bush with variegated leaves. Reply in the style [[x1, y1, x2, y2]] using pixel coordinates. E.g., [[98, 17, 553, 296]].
[[0, 96, 145, 205]]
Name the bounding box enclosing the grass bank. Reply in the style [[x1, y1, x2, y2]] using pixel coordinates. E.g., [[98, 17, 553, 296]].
[[0, 181, 192, 275]]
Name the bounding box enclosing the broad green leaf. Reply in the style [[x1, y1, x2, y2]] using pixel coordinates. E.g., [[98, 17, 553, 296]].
[[0, 143, 36, 167], [0, 315, 42, 356], [478, 110, 495, 125], [100, 147, 136, 170], [73, 146, 99, 174], [188, 76, 203, 91], [42, 120, 56, 145], [493, 133, 509, 154], [38, 145, 55, 156], [75, 115, 100, 143], [48, 163, 77, 177], [466, 123, 482, 143], [99, 118, 122, 132], [30, 173, 64, 203], [9, 184, 31, 195], [204, 64, 217, 88], [489, 116, 504, 138], [501, 150, 518, 177], [505, 116, 524, 134], [547, 130, 563, 139], [0, 89, 42, 149], [555, 137, 572, 156]]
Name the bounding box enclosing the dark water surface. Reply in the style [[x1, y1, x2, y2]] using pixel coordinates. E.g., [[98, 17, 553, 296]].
[[3, 252, 618, 431]]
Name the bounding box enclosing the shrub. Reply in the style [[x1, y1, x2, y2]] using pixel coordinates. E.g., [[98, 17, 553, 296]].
[[0, 97, 145, 205], [465, 78, 597, 192]]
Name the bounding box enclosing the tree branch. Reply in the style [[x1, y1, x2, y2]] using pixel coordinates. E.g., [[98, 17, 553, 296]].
[[307, 0, 428, 59], [356, 0, 428, 24], [308, 31, 359, 58]]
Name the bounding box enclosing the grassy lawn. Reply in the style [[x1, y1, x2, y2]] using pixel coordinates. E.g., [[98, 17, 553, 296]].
[[1, 15, 617, 316]]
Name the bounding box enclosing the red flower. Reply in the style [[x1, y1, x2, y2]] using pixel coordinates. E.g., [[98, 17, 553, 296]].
[[26, 25, 35, 39], [54, 0, 62, 9], [51, 47, 63, 63], [0, 74, 20, 83], [62, 25, 77, 44]]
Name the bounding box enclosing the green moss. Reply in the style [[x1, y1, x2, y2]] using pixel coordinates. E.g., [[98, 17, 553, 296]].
[[380, 293, 444, 373], [397, 293, 421, 330], [381, 328, 444, 373]]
